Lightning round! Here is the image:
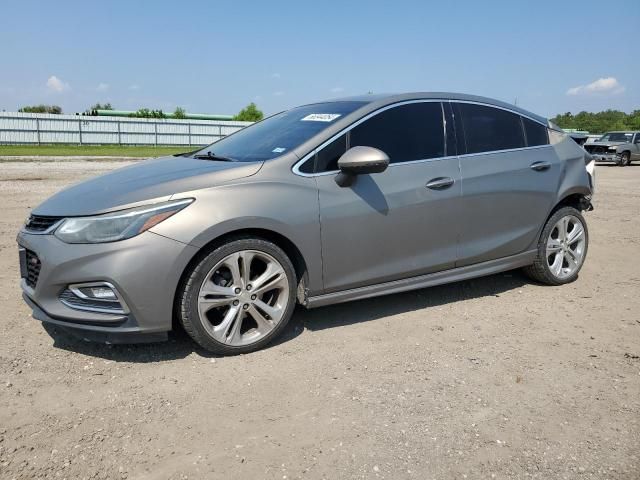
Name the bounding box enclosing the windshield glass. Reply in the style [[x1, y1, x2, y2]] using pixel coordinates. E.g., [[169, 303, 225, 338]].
[[599, 132, 632, 142], [194, 101, 366, 162]]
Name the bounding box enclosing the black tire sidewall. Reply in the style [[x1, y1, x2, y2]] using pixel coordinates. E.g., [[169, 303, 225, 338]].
[[179, 238, 297, 355], [619, 152, 630, 166], [537, 207, 589, 284]]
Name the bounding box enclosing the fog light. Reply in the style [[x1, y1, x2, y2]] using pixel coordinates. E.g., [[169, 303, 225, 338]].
[[87, 286, 117, 300], [60, 282, 129, 315]]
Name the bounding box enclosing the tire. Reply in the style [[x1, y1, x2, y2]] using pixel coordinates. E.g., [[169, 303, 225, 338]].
[[618, 151, 631, 166], [523, 206, 589, 285], [178, 237, 297, 355]]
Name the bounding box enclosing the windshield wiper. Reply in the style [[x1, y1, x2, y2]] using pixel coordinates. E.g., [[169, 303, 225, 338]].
[[192, 152, 237, 162]]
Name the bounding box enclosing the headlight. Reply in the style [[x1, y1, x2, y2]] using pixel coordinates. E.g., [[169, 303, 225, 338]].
[[54, 198, 193, 244]]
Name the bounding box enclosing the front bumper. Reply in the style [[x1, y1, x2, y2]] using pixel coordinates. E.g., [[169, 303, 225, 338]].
[[17, 230, 198, 343], [590, 152, 620, 163]]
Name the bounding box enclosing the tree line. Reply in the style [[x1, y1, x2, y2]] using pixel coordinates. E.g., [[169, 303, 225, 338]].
[[17, 102, 264, 122], [551, 110, 640, 133]]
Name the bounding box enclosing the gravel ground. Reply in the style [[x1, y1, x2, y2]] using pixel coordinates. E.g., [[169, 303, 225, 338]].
[[1, 160, 639, 480]]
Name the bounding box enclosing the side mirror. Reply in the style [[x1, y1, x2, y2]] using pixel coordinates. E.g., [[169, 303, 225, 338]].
[[335, 146, 390, 187]]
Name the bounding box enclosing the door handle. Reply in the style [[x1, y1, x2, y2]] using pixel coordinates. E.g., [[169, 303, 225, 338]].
[[530, 161, 551, 171], [426, 177, 454, 190]]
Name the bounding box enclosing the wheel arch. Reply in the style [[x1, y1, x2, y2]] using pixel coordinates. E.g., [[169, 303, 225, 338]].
[[527, 188, 592, 253], [172, 227, 310, 329], [553, 189, 592, 213]]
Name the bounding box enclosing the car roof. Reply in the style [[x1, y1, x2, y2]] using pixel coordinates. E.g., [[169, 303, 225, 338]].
[[290, 92, 549, 162], [313, 92, 548, 125]]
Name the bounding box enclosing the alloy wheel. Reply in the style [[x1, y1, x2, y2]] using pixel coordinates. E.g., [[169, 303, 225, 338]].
[[545, 215, 586, 279], [197, 250, 290, 346]]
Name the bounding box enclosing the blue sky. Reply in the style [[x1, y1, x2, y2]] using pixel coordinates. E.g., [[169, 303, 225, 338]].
[[1, 0, 638, 117]]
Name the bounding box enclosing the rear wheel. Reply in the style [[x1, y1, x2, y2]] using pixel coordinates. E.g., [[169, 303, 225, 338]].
[[524, 206, 588, 285], [178, 238, 297, 355]]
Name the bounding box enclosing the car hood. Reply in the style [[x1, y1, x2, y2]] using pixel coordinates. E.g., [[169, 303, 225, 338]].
[[586, 141, 625, 147], [33, 156, 263, 216]]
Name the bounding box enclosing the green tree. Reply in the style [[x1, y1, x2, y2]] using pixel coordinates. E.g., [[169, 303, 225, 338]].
[[550, 109, 638, 134], [173, 107, 187, 119], [234, 102, 263, 122], [129, 108, 151, 118], [19, 104, 62, 114], [129, 108, 165, 119], [85, 103, 113, 115]]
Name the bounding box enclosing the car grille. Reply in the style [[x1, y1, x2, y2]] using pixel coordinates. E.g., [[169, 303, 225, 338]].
[[24, 250, 41, 288], [59, 289, 126, 314], [584, 145, 610, 155], [24, 215, 63, 233]]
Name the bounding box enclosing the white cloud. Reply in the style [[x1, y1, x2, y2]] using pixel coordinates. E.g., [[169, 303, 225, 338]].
[[46, 75, 70, 93], [128, 84, 140, 90], [273, 91, 285, 96], [330, 87, 344, 93], [567, 77, 625, 96], [96, 82, 109, 92]]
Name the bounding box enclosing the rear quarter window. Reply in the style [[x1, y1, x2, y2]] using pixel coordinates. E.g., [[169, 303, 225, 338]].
[[522, 117, 549, 147]]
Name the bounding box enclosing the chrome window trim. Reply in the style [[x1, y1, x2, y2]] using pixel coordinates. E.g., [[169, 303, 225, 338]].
[[457, 144, 552, 159], [450, 99, 548, 127], [292, 98, 549, 177]]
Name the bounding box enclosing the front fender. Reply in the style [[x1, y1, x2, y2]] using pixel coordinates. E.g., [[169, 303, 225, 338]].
[[150, 180, 324, 294]]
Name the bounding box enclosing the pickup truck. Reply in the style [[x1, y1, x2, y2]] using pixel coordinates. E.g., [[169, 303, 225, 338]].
[[583, 131, 640, 166]]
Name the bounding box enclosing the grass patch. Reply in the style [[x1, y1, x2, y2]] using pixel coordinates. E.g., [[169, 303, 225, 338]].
[[0, 145, 196, 157]]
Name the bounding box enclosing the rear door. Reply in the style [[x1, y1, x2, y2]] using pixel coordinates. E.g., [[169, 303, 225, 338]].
[[311, 101, 462, 293], [453, 102, 561, 266]]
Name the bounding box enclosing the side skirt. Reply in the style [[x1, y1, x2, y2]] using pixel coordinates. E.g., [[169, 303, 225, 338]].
[[305, 250, 536, 309]]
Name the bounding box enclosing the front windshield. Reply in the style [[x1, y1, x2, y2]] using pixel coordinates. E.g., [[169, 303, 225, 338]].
[[599, 132, 632, 142], [194, 101, 366, 162]]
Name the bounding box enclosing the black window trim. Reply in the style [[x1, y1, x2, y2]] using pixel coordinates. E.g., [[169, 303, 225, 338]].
[[292, 99, 550, 177]]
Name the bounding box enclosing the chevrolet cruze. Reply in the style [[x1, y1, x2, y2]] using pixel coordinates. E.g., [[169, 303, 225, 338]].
[[17, 93, 595, 355]]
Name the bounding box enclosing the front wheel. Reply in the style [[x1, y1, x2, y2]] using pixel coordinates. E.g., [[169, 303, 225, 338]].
[[178, 238, 297, 355], [523, 206, 589, 285], [617, 151, 631, 166]]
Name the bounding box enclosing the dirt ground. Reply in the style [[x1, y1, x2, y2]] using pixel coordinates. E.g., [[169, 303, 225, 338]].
[[1, 160, 639, 480]]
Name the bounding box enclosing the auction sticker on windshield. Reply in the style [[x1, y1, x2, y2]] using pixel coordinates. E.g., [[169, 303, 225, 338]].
[[301, 114, 341, 122]]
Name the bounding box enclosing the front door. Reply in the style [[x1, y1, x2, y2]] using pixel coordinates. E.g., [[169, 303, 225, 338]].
[[632, 133, 640, 160], [313, 101, 462, 293]]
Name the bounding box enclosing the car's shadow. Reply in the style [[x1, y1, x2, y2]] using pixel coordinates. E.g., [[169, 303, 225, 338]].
[[43, 270, 530, 362]]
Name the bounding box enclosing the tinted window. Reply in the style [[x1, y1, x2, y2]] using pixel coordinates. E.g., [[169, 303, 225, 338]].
[[457, 103, 525, 154], [522, 117, 548, 146], [194, 101, 364, 162], [315, 134, 347, 172], [598, 132, 632, 142], [349, 102, 445, 164]]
